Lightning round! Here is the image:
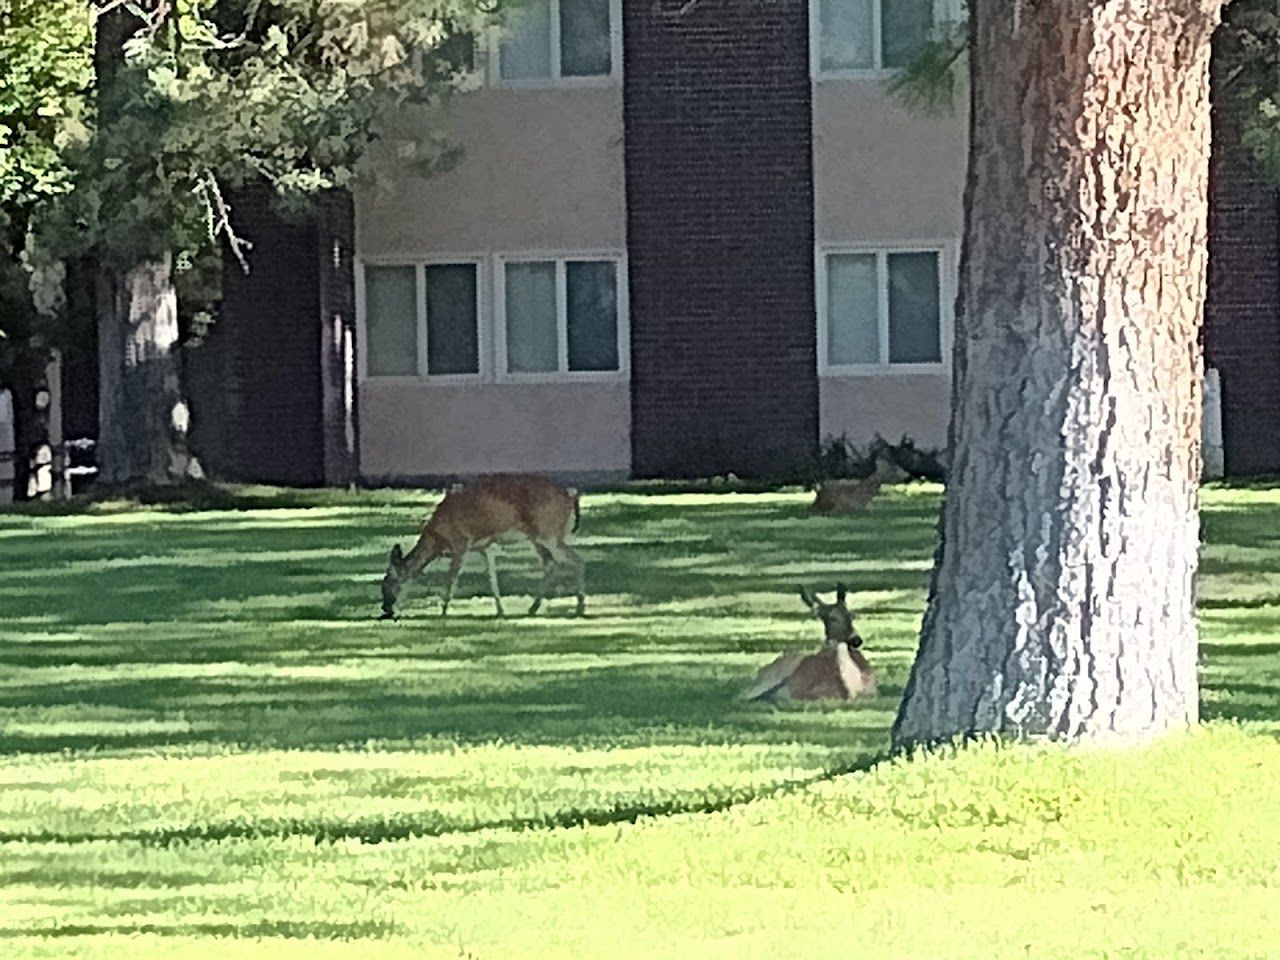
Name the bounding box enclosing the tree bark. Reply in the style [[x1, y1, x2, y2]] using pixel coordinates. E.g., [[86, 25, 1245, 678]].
[[92, 3, 197, 488], [95, 255, 197, 486], [893, 0, 1224, 748]]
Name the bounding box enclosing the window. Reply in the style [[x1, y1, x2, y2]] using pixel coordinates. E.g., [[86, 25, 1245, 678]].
[[497, 0, 618, 82], [820, 247, 946, 372], [814, 0, 936, 74], [498, 257, 624, 378], [361, 261, 481, 379]]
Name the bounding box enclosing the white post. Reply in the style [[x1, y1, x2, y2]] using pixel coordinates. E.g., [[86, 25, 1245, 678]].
[[1202, 367, 1225, 481], [0, 387, 13, 504], [47, 352, 66, 498]]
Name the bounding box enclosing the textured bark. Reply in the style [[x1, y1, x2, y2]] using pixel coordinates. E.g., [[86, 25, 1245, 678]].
[[96, 256, 197, 486], [893, 0, 1224, 748], [91, 3, 195, 488]]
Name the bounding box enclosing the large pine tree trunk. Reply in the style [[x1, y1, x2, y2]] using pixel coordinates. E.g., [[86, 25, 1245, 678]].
[[893, 0, 1224, 748], [95, 256, 196, 486], [92, 4, 195, 489]]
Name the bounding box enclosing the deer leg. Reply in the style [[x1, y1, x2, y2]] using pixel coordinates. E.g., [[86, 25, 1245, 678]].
[[555, 542, 586, 618], [440, 553, 465, 617], [481, 548, 505, 618], [528, 542, 557, 616]]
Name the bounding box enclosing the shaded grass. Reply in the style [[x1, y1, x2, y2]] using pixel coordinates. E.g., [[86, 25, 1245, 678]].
[[1, 483, 1279, 957]]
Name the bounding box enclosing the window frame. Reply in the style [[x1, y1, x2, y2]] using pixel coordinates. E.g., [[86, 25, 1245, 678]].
[[816, 241, 954, 377], [810, 0, 958, 79], [488, 0, 624, 89], [356, 254, 488, 385], [494, 251, 630, 384]]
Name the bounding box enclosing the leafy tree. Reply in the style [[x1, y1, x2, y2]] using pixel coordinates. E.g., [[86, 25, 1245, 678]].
[[16, 0, 497, 488], [0, 0, 92, 498], [891, 0, 1227, 748]]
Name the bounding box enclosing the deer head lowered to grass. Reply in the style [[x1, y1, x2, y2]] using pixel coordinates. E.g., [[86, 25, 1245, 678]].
[[742, 584, 877, 702], [380, 474, 585, 620]]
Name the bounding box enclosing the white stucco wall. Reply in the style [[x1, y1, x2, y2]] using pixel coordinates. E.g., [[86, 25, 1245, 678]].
[[355, 86, 631, 479], [812, 78, 966, 452], [359, 381, 630, 479], [359, 87, 626, 255]]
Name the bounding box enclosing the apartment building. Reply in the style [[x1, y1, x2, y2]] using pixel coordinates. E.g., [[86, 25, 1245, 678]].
[[190, 0, 1280, 485]]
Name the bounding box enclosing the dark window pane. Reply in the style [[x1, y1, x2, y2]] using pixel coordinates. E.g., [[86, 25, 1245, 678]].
[[364, 265, 418, 376], [561, 0, 612, 77], [882, 0, 934, 70], [826, 253, 879, 365], [819, 0, 874, 71], [505, 261, 559, 373], [887, 252, 941, 363], [500, 0, 552, 79], [566, 261, 619, 371], [425, 264, 478, 375]]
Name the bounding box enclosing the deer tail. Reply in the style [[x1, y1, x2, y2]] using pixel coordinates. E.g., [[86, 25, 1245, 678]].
[[570, 489, 582, 533]]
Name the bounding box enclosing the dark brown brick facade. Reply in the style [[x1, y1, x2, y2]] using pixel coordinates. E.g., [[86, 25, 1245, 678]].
[[189, 188, 357, 486], [1206, 65, 1280, 477], [623, 0, 819, 479]]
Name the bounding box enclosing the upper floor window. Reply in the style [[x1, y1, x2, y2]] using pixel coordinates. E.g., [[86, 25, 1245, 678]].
[[814, 0, 936, 74], [498, 0, 619, 83], [362, 261, 482, 380], [819, 246, 948, 373]]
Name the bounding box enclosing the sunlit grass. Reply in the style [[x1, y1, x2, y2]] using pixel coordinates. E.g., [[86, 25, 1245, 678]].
[[0, 483, 1278, 957]]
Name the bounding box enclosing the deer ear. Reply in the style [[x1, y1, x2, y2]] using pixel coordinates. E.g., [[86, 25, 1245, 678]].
[[799, 586, 818, 610], [836, 583, 848, 604]]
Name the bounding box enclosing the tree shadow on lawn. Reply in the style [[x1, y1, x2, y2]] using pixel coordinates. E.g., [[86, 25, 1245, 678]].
[[0, 495, 936, 635], [4, 487, 1279, 756], [0, 920, 402, 940], [0, 660, 902, 756]]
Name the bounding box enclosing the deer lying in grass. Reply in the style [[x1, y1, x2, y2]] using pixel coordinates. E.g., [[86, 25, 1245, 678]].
[[742, 584, 877, 702], [380, 474, 585, 620], [810, 455, 906, 516]]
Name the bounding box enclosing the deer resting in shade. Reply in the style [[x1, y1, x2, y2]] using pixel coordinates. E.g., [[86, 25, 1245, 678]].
[[743, 584, 877, 702]]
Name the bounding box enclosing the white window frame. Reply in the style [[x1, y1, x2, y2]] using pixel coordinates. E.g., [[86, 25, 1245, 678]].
[[356, 255, 488, 385], [810, 0, 958, 79], [816, 241, 954, 376], [488, 0, 624, 88], [494, 251, 630, 384]]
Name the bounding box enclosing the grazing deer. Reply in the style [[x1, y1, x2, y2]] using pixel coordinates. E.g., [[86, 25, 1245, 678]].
[[810, 455, 906, 516], [742, 584, 877, 702], [380, 474, 585, 620]]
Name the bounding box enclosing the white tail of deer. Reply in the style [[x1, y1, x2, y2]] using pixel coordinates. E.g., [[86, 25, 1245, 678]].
[[380, 474, 585, 619], [742, 584, 877, 702]]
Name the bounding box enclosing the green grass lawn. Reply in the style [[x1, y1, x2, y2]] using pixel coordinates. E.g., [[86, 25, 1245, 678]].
[[1, 483, 1278, 958]]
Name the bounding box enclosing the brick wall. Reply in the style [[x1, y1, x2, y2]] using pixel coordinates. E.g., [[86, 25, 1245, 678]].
[[624, 0, 818, 479], [198, 187, 327, 486], [1206, 47, 1280, 477]]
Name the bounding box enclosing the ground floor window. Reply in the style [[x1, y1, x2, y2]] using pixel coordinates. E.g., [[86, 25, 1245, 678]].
[[359, 254, 626, 383], [361, 261, 482, 380], [818, 245, 949, 374], [499, 257, 622, 378]]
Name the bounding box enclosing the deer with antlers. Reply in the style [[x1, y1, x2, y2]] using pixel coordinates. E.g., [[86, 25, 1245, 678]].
[[742, 584, 877, 702], [380, 474, 585, 620]]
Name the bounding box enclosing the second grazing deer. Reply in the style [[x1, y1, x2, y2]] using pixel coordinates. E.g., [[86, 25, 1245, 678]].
[[380, 474, 585, 620], [742, 584, 877, 702]]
